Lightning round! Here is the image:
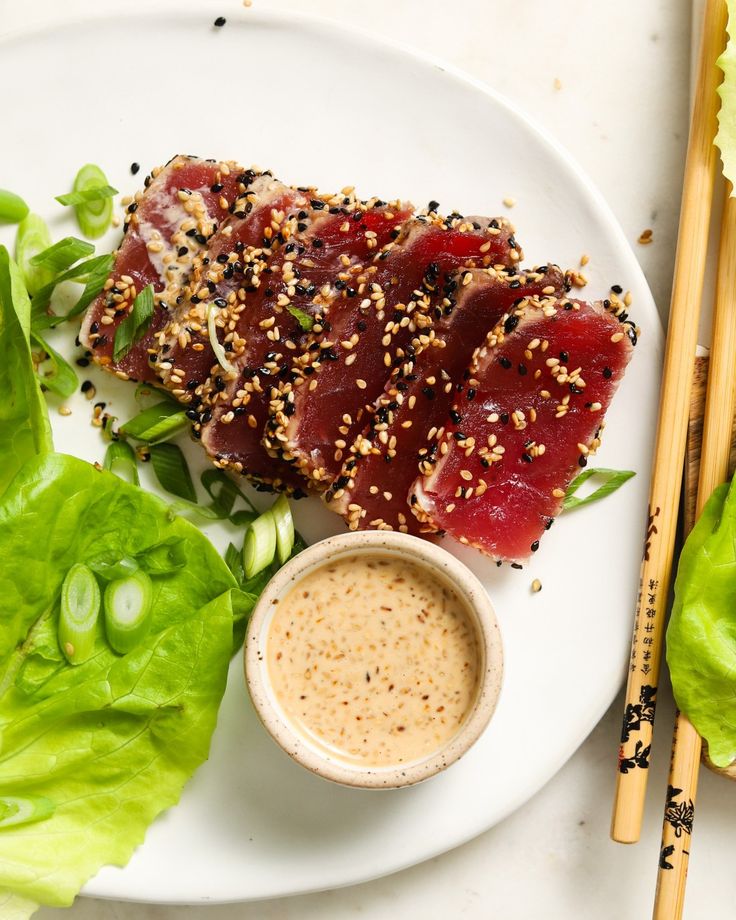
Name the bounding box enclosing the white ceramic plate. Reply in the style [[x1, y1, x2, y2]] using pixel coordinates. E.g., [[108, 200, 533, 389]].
[[0, 6, 663, 905]]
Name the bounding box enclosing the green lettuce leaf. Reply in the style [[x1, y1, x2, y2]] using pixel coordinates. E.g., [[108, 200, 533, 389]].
[[667, 481, 736, 766], [718, 3, 736, 188], [0, 247, 52, 495], [0, 452, 238, 909]]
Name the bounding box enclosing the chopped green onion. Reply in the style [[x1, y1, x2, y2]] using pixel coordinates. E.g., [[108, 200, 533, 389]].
[[287, 305, 314, 331], [89, 555, 139, 581], [103, 440, 139, 485], [207, 302, 238, 375], [243, 510, 277, 579], [271, 494, 294, 564], [120, 401, 189, 444], [31, 252, 114, 326], [562, 468, 636, 512], [201, 469, 257, 516], [59, 164, 117, 239], [0, 189, 29, 224], [149, 442, 197, 502], [104, 570, 153, 654], [55, 185, 118, 208], [15, 214, 53, 295], [58, 563, 101, 665], [0, 795, 55, 830], [30, 330, 78, 397], [29, 236, 94, 274], [113, 283, 154, 361]]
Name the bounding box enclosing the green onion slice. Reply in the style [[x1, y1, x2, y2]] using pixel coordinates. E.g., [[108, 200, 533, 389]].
[[287, 305, 314, 331], [103, 440, 139, 485], [58, 563, 101, 665], [120, 401, 189, 444], [243, 510, 277, 579], [55, 185, 118, 208], [59, 164, 117, 240], [0, 189, 29, 224], [89, 555, 139, 581], [113, 283, 154, 361], [29, 236, 95, 274], [0, 795, 56, 830], [562, 468, 636, 512], [30, 330, 78, 398], [31, 252, 114, 326], [207, 302, 237, 375], [271, 494, 294, 564], [149, 443, 197, 502], [201, 469, 257, 516], [15, 214, 53, 295], [104, 570, 154, 654]]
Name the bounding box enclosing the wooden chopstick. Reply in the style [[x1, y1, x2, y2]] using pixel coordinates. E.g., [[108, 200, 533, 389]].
[[652, 187, 736, 920], [610, 0, 727, 845]]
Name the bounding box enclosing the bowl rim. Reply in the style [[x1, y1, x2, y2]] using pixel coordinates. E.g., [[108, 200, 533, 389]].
[[244, 530, 504, 789]]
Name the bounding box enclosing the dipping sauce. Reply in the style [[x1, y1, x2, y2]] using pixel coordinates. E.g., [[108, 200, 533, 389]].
[[267, 552, 481, 766]]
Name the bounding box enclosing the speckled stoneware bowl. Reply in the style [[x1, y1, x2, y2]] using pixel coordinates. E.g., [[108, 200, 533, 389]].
[[244, 531, 503, 789]]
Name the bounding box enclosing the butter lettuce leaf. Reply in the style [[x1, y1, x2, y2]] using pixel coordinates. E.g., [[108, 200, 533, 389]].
[[0, 246, 52, 496], [667, 481, 736, 767], [0, 452, 238, 910]]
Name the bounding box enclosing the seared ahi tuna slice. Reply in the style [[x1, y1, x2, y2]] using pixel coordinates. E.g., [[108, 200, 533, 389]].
[[410, 296, 635, 562], [268, 215, 520, 489], [80, 155, 245, 383], [198, 198, 413, 492], [154, 174, 308, 396], [327, 265, 566, 534]]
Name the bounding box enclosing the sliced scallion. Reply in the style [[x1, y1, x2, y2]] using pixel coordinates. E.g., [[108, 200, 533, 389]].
[[120, 401, 189, 444], [31, 252, 114, 326], [58, 563, 101, 665], [562, 468, 636, 512], [29, 236, 95, 275], [103, 440, 139, 485], [104, 570, 154, 654], [59, 164, 117, 239], [15, 214, 53, 295], [113, 284, 154, 361], [271, 494, 294, 564], [149, 443, 197, 502], [243, 510, 277, 579], [0, 795, 56, 830], [55, 185, 118, 208], [287, 305, 314, 331], [201, 468, 257, 516], [207, 302, 237, 375], [0, 189, 29, 224], [89, 556, 139, 581], [30, 330, 78, 397]]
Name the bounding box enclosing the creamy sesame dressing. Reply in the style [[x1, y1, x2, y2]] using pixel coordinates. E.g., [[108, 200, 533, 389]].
[[267, 553, 480, 766]]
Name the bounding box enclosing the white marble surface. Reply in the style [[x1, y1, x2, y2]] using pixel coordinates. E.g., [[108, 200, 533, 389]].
[[4, 0, 734, 917]]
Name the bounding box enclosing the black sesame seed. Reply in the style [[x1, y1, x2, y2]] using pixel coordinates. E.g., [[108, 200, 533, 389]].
[[578, 456, 588, 467], [531, 541, 540, 552], [449, 409, 462, 425], [467, 388, 476, 401], [611, 284, 623, 294], [313, 239, 324, 249], [80, 380, 94, 393], [603, 367, 613, 379], [511, 563, 523, 570], [130, 162, 140, 175], [518, 364, 527, 376], [76, 357, 90, 368], [559, 351, 569, 363], [504, 314, 520, 333], [500, 413, 510, 424], [428, 200, 440, 212], [499, 356, 512, 369], [214, 16, 226, 27]]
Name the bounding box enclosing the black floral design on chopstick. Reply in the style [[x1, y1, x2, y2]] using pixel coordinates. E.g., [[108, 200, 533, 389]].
[[659, 844, 675, 870], [620, 684, 657, 743], [618, 740, 651, 773], [664, 784, 694, 838]]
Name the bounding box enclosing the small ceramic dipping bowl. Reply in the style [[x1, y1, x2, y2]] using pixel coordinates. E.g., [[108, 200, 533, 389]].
[[244, 531, 503, 789]]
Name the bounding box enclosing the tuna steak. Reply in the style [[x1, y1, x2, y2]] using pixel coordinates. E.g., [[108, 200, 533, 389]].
[[410, 296, 635, 562], [267, 214, 521, 489], [327, 265, 566, 534], [79, 155, 245, 382]]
